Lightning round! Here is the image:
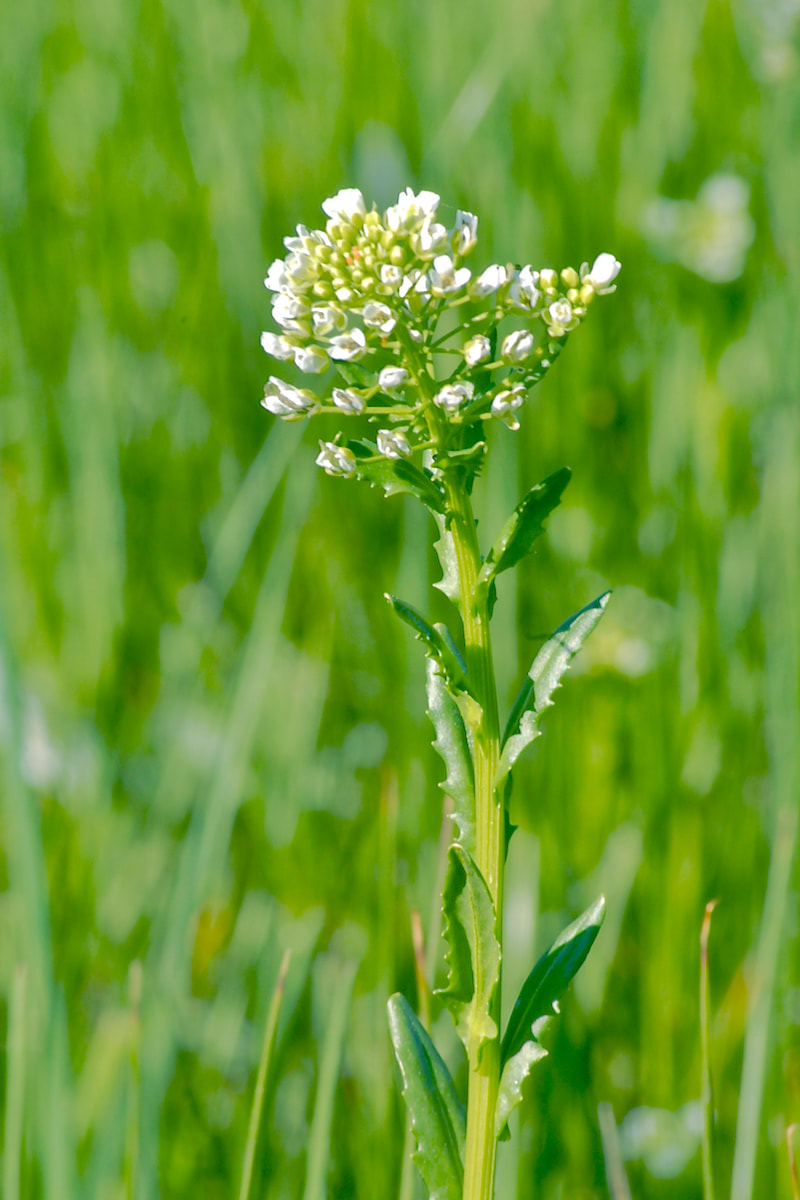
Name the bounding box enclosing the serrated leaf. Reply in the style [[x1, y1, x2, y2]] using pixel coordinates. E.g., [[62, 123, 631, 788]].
[[426, 658, 475, 854], [433, 512, 461, 605], [497, 591, 610, 786], [495, 897, 606, 1137], [387, 994, 465, 1200], [386, 595, 469, 692], [495, 1041, 549, 1138], [477, 467, 571, 592], [436, 846, 501, 1068], [348, 440, 446, 513]]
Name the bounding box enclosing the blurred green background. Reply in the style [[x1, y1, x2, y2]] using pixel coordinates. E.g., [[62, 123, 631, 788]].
[[1, 0, 799, 1197]]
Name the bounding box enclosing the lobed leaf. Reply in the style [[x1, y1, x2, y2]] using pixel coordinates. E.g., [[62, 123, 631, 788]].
[[495, 897, 606, 1136], [497, 591, 610, 786], [347, 439, 446, 513], [387, 994, 465, 1200], [436, 846, 501, 1068], [477, 467, 572, 592], [426, 658, 475, 855]]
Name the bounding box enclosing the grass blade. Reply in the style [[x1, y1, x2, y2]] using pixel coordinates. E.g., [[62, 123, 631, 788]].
[[239, 949, 291, 1200], [303, 958, 359, 1200], [700, 900, 718, 1200], [3, 964, 28, 1200], [597, 1101, 632, 1200]]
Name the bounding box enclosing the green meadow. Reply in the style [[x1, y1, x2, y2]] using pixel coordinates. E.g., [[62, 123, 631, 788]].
[[1, 0, 798, 1197]]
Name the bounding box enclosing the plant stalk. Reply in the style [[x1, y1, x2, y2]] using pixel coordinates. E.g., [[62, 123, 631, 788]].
[[441, 468, 504, 1200]]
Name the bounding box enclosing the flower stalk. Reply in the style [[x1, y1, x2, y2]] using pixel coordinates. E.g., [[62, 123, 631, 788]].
[[258, 185, 618, 1200]]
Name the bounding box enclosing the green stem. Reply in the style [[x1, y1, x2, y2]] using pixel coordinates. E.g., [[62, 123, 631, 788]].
[[440, 466, 504, 1200]]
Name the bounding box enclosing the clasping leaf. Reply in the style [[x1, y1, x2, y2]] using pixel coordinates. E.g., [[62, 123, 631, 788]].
[[496, 896, 606, 1137], [497, 591, 609, 787], [387, 994, 465, 1200], [476, 467, 571, 595], [436, 846, 501, 1069]]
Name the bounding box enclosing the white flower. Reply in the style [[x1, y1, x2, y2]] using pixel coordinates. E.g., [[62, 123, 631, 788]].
[[377, 427, 412, 458], [321, 188, 366, 223], [429, 254, 471, 295], [260, 331, 296, 361], [362, 301, 397, 334], [453, 210, 478, 255], [332, 387, 366, 414], [264, 258, 288, 292], [328, 328, 367, 361], [385, 188, 440, 232], [412, 218, 449, 258], [545, 298, 579, 336], [434, 382, 474, 414], [294, 345, 329, 374], [283, 224, 310, 252], [312, 304, 347, 336], [378, 366, 409, 390], [463, 334, 492, 366], [582, 253, 621, 293], [491, 384, 526, 430], [501, 329, 535, 362], [316, 441, 356, 476], [507, 265, 540, 310], [261, 377, 316, 418], [272, 293, 311, 332], [285, 252, 316, 285], [398, 269, 428, 298], [471, 264, 507, 297], [379, 264, 404, 292]]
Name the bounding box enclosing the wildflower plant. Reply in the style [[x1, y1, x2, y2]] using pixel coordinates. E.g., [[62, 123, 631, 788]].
[[260, 187, 620, 1200]]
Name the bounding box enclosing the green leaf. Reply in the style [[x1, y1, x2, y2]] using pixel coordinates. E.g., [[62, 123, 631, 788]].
[[385, 595, 469, 692], [495, 897, 606, 1136], [497, 591, 609, 786], [426, 658, 475, 854], [387, 994, 465, 1200], [477, 467, 571, 592], [436, 846, 501, 1068], [433, 512, 461, 606], [347, 439, 446, 513]]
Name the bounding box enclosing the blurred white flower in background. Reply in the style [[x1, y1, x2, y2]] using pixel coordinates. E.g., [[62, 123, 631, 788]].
[[643, 172, 755, 283]]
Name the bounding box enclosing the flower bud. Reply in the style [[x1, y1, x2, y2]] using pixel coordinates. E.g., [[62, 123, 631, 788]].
[[377, 428, 412, 458], [471, 264, 507, 297], [378, 366, 409, 390], [316, 441, 356, 476], [260, 331, 296, 362], [332, 387, 366, 414], [328, 328, 367, 360], [463, 334, 492, 366], [262, 377, 316, 418], [501, 329, 535, 363], [434, 382, 473, 414], [560, 266, 580, 288], [539, 268, 558, 292], [294, 345, 329, 374], [583, 253, 621, 293]]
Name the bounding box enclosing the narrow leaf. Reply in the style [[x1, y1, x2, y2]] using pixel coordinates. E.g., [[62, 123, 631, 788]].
[[426, 658, 475, 855], [347, 440, 446, 513], [437, 846, 501, 1068], [477, 467, 571, 590], [496, 897, 605, 1135], [387, 994, 465, 1200], [386, 595, 468, 691], [498, 591, 609, 784]]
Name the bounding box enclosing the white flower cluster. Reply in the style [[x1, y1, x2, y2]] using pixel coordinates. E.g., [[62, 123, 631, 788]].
[[259, 186, 620, 472]]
